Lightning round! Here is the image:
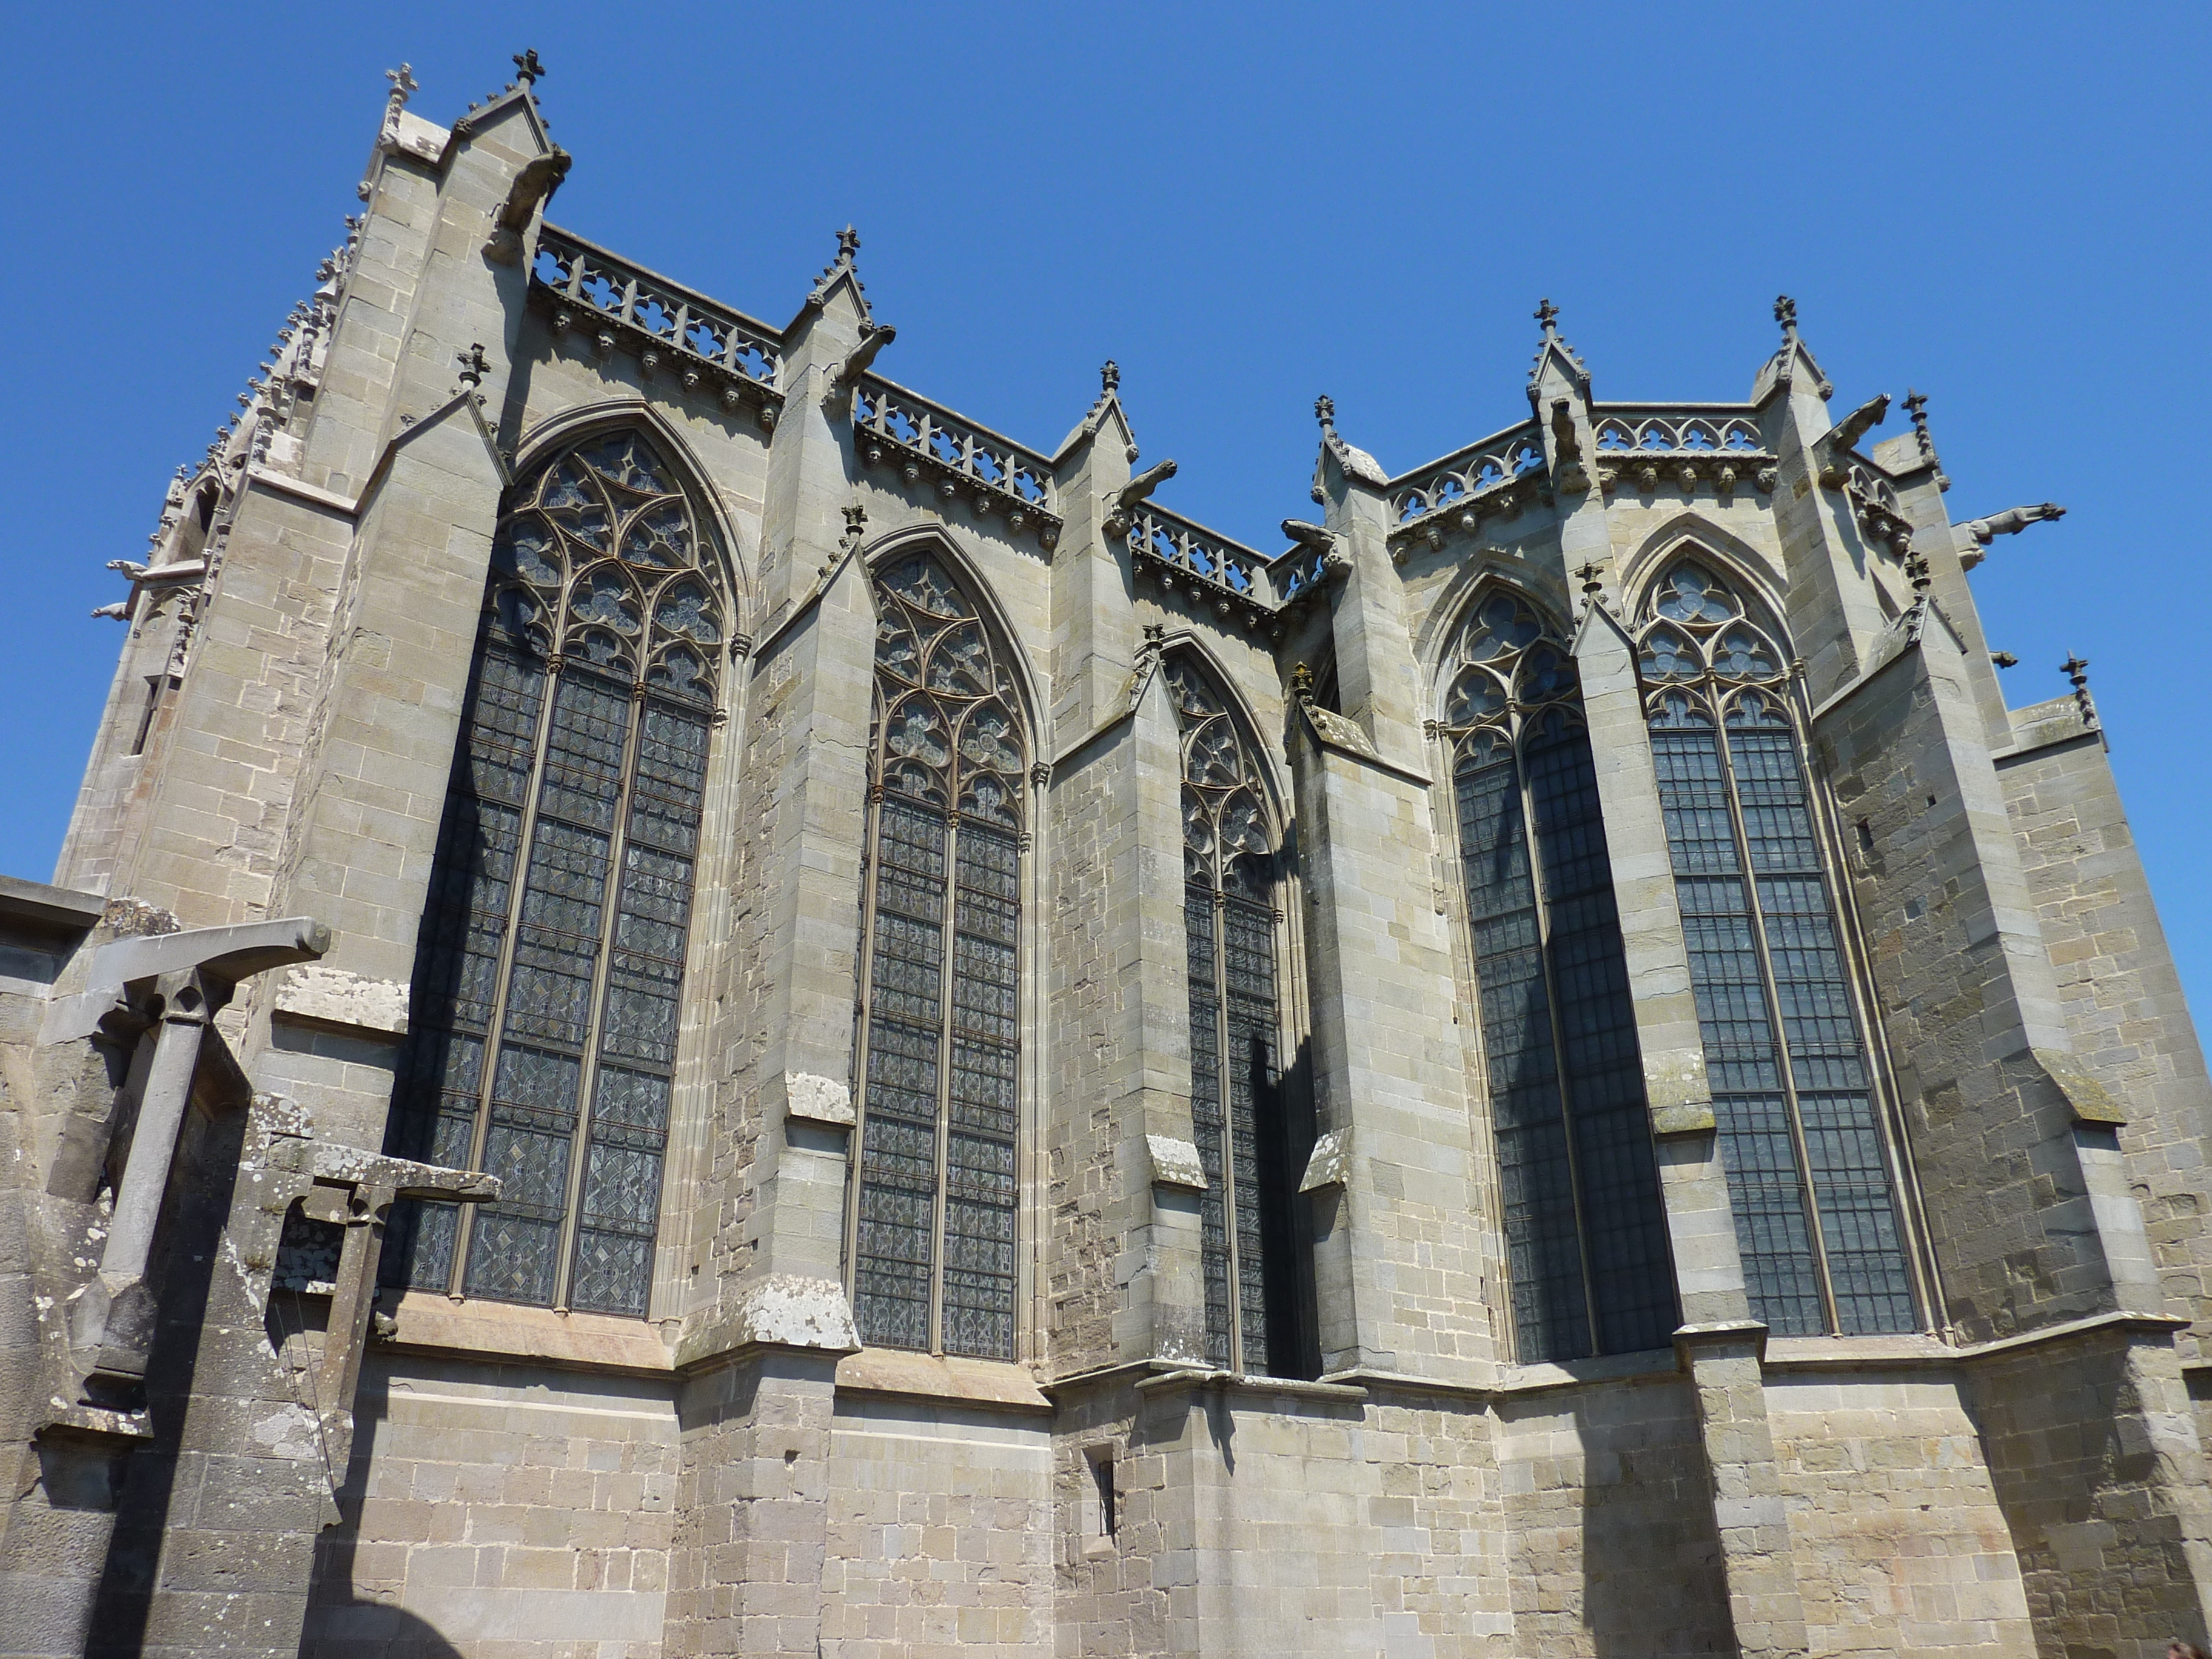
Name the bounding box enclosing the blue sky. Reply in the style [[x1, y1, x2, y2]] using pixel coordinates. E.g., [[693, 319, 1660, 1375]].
[[2, 4, 2207, 1019]]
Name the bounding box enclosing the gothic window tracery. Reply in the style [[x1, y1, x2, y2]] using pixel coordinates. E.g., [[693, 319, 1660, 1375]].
[[1637, 557, 1917, 1336], [1168, 654, 1296, 1375], [386, 429, 723, 1318], [850, 552, 1026, 1359], [1440, 591, 1678, 1362]]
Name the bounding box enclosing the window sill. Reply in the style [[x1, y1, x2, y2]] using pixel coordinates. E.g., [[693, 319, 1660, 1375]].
[[383, 1291, 674, 1376], [834, 1347, 1052, 1413]]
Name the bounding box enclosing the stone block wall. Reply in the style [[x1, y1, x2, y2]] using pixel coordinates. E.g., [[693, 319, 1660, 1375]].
[[1766, 1369, 2033, 1658]]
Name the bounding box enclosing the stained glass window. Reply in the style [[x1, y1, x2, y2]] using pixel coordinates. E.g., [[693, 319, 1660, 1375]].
[[1167, 654, 1295, 1375], [1441, 592, 1678, 1362], [850, 553, 1027, 1359], [1638, 559, 1917, 1336], [384, 430, 722, 1318]]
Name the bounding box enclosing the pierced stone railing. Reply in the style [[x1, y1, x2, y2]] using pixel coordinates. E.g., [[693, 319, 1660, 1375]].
[[853, 377, 1061, 548], [1274, 542, 1332, 608], [1125, 506, 1278, 628], [1389, 421, 1546, 531], [1590, 404, 1775, 495], [532, 226, 783, 398]]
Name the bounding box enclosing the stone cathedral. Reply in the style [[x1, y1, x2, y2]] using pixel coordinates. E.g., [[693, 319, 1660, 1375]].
[[6, 55, 2212, 1659]]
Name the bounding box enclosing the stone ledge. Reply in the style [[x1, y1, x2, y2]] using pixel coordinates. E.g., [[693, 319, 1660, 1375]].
[[834, 1347, 1052, 1413], [384, 1292, 674, 1375], [272, 963, 409, 1039]]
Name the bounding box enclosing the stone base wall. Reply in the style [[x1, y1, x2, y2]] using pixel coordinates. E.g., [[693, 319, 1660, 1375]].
[[1767, 1370, 2033, 1658], [303, 1354, 678, 1657]]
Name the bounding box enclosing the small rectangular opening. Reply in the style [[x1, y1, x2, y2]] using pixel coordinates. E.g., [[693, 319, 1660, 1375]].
[[1084, 1444, 1116, 1543], [129, 677, 166, 756]]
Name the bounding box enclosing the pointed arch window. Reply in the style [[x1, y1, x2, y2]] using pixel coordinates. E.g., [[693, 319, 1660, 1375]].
[[1637, 560, 1917, 1336], [386, 429, 725, 1317], [850, 553, 1027, 1359], [1440, 592, 1678, 1362], [1167, 654, 1298, 1375]]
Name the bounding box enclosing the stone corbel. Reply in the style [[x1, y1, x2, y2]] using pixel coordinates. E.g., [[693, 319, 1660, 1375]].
[[782, 1070, 858, 1130]]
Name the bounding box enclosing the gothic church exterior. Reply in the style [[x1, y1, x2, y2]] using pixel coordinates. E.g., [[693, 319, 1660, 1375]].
[[5, 58, 2211, 1659]]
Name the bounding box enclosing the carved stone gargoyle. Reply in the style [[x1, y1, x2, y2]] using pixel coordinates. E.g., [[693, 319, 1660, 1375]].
[[1955, 502, 2066, 570], [1817, 392, 1890, 487], [828, 323, 897, 400], [1281, 517, 1350, 580], [484, 146, 574, 264], [1549, 399, 1588, 491], [1102, 458, 1177, 539]]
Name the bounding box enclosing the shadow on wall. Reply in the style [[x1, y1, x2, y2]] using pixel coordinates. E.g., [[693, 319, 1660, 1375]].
[[1573, 1381, 1734, 1658]]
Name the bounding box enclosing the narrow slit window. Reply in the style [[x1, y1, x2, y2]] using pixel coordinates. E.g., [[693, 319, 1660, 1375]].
[[383, 430, 723, 1318], [1441, 591, 1678, 1363], [1637, 560, 1917, 1336], [850, 552, 1026, 1361]]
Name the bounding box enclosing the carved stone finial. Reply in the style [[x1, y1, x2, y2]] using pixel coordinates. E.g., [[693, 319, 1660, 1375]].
[[386, 64, 418, 107], [1575, 561, 1605, 598], [456, 343, 489, 388], [1774, 294, 1798, 335], [1101, 360, 1119, 395], [841, 503, 868, 548], [1535, 297, 1560, 335], [1991, 651, 2019, 668], [512, 49, 545, 86], [1291, 662, 1316, 708], [1905, 548, 1932, 594], [1314, 395, 1335, 429], [2061, 652, 2096, 725], [837, 225, 860, 264]]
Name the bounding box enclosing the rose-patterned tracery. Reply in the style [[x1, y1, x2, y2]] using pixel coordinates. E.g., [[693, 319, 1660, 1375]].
[[1166, 654, 1293, 1375], [851, 553, 1028, 1359], [1439, 589, 1676, 1364], [1636, 557, 1916, 1336], [387, 429, 725, 1319]]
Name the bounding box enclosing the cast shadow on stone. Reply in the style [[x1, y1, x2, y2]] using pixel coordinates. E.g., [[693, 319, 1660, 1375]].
[[1570, 1389, 1733, 1659]]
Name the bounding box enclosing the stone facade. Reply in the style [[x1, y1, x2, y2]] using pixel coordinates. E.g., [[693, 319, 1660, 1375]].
[[4, 56, 2211, 1659]]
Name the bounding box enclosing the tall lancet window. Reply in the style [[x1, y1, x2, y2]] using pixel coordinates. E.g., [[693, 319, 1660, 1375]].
[[1638, 560, 1917, 1336], [1167, 655, 1293, 1375], [1441, 592, 1678, 1362], [387, 430, 723, 1317], [850, 553, 1026, 1359]]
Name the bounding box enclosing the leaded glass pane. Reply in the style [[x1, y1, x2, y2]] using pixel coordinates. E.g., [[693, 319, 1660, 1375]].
[[1457, 745, 1588, 1362], [1524, 714, 1674, 1356], [1187, 884, 1232, 1368], [384, 429, 714, 1315], [853, 553, 1029, 1357]]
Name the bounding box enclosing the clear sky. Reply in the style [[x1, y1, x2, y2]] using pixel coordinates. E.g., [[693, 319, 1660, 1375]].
[[2, 4, 2206, 1021]]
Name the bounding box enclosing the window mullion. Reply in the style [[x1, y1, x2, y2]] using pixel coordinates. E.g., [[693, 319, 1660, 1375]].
[[1515, 716, 1603, 1357], [1712, 683, 1840, 1334], [551, 682, 648, 1310], [449, 647, 563, 1295]]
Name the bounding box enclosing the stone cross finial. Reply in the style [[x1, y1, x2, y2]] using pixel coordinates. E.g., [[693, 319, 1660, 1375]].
[[386, 64, 417, 107], [842, 503, 868, 545], [1535, 297, 1560, 334], [1774, 295, 1798, 335], [1905, 548, 1932, 593], [837, 225, 860, 264], [2062, 652, 2096, 725], [1291, 662, 1315, 707], [1101, 360, 1119, 396], [1314, 395, 1335, 428], [1575, 560, 1605, 598], [513, 49, 545, 85], [456, 343, 489, 387]]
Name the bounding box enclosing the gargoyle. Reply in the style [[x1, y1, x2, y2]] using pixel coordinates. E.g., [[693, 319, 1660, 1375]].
[[1103, 458, 1177, 537], [1956, 501, 2065, 569], [830, 323, 897, 395], [1818, 392, 1889, 485], [484, 147, 573, 263], [1965, 502, 2065, 545], [91, 601, 130, 621], [106, 559, 147, 581], [1281, 518, 1333, 551]]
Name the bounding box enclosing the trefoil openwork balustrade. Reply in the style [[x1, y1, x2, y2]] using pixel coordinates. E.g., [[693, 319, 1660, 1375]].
[[532, 226, 783, 415], [1125, 506, 1278, 634], [1591, 406, 1776, 497], [852, 377, 1062, 552], [1389, 421, 1547, 537]]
